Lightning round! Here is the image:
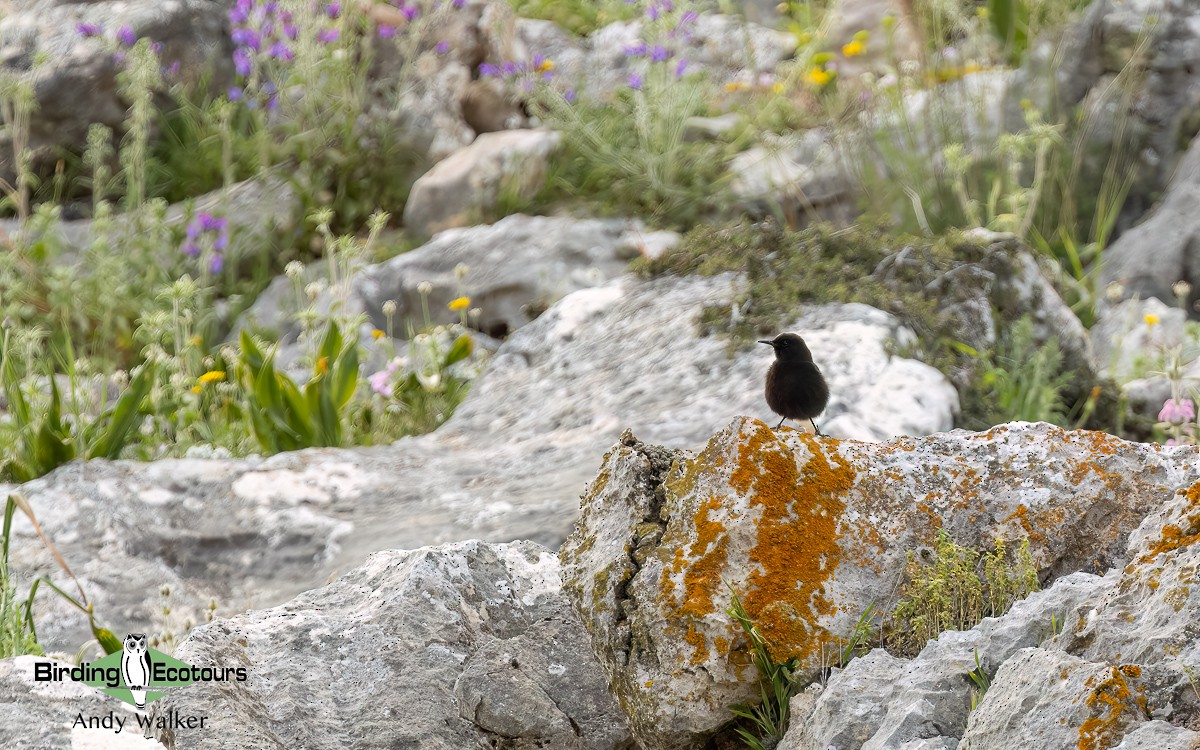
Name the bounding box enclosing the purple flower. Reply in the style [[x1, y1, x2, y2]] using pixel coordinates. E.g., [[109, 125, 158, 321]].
[[478, 62, 498, 77], [624, 42, 647, 57], [326, 2, 341, 17], [233, 48, 253, 76], [209, 254, 224, 274], [266, 93, 279, 111], [628, 72, 643, 90], [182, 240, 201, 258], [564, 89, 576, 103], [402, 5, 419, 20], [164, 60, 181, 77], [76, 23, 103, 38], [378, 24, 397, 38], [284, 22, 299, 40], [269, 41, 293, 61], [674, 57, 689, 78], [116, 25, 137, 47], [200, 213, 227, 232], [435, 40, 449, 53], [317, 28, 339, 43], [228, 86, 244, 101], [650, 44, 670, 62], [452, 0, 466, 7], [1159, 398, 1196, 424], [151, 41, 163, 55], [232, 28, 261, 50]]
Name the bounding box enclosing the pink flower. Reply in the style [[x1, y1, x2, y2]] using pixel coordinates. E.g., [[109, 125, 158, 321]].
[[368, 369, 392, 395], [1159, 398, 1195, 424]]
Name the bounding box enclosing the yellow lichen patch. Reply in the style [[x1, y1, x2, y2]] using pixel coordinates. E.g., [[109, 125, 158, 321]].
[[732, 423, 857, 665], [1078, 666, 1140, 750]]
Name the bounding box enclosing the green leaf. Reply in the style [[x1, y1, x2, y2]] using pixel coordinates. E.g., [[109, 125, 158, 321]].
[[88, 365, 152, 460], [444, 335, 474, 367], [331, 344, 359, 408]]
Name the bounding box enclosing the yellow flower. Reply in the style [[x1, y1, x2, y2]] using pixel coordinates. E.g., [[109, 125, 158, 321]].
[[1144, 313, 1161, 327], [372, 328, 386, 340], [188, 335, 203, 347], [771, 82, 786, 94], [723, 81, 743, 92], [538, 58, 555, 72], [448, 296, 470, 311], [316, 357, 328, 375], [197, 370, 226, 384], [804, 67, 832, 86], [842, 40, 865, 57], [191, 385, 202, 394]]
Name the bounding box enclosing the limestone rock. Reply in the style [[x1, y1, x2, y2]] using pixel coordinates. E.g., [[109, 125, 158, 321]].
[[12, 275, 955, 653], [402, 130, 562, 237], [153, 541, 632, 750], [781, 572, 1115, 750], [1099, 131, 1200, 309], [1090, 297, 1187, 381], [355, 214, 638, 339], [729, 130, 858, 227], [559, 419, 1199, 749]]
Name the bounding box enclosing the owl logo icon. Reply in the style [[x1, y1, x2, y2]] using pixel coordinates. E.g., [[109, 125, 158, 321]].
[[120, 633, 153, 710]]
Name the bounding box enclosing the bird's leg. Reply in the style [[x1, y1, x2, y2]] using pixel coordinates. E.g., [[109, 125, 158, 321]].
[[775, 416, 785, 429], [810, 418, 823, 436]]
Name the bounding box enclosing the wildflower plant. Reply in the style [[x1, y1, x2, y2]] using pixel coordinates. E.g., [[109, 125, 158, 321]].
[[527, 0, 730, 228]]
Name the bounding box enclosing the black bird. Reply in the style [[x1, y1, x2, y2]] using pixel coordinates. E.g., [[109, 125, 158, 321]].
[[759, 332, 829, 434]]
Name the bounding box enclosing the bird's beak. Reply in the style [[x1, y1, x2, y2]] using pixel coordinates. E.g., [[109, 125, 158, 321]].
[[757, 340, 774, 347]]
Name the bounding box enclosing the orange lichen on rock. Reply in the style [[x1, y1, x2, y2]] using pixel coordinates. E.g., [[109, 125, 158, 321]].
[[1137, 482, 1200, 564], [728, 422, 857, 665], [1078, 665, 1140, 750], [1004, 504, 1045, 543], [665, 494, 732, 663]]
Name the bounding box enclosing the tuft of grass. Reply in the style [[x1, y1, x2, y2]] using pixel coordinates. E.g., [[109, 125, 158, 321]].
[[979, 315, 1073, 425], [727, 590, 799, 750], [886, 529, 1038, 657], [967, 648, 991, 711]]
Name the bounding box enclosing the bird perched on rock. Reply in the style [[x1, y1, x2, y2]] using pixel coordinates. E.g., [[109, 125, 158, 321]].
[[760, 332, 829, 434]]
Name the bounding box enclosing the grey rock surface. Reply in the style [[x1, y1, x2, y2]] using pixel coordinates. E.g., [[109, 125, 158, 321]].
[[152, 540, 631, 750], [11, 273, 954, 654], [781, 572, 1114, 750], [0, 0, 233, 186], [1053, 0, 1200, 235], [1099, 131, 1200, 309], [1090, 296, 1187, 381], [403, 129, 562, 237], [560, 419, 1198, 749], [729, 130, 858, 227]]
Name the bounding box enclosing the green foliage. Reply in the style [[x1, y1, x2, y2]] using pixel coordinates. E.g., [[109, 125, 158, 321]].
[[237, 322, 360, 452], [887, 529, 1038, 657], [967, 648, 991, 711], [0, 495, 41, 658], [0, 331, 153, 482], [3, 492, 121, 658], [505, 0, 636, 36], [980, 315, 1073, 424], [727, 590, 799, 749], [535, 73, 732, 230]]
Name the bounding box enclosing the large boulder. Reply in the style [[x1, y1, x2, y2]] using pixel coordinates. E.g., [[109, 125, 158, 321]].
[[10, 273, 956, 653], [0, 0, 233, 186], [559, 418, 1199, 749], [1098, 130, 1200, 309], [152, 541, 631, 750], [402, 130, 562, 238]]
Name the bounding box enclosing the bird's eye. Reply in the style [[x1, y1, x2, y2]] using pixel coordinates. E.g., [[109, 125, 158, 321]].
[[778, 340, 788, 348]]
